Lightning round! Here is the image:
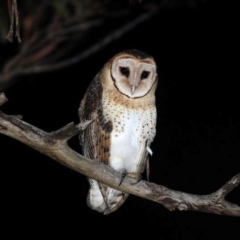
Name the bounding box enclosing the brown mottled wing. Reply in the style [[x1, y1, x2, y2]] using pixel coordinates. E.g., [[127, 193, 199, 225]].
[[79, 74, 112, 163], [79, 74, 113, 208]]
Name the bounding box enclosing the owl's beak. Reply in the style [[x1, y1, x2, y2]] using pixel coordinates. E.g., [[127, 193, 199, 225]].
[[131, 85, 136, 95]]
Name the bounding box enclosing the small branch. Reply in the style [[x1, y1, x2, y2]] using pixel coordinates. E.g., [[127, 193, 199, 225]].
[[213, 173, 240, 199], [13, 0, 21, 43], [6, 0, 21, 43], [6, 0, 14, 42], [0, 93, 8, 105], [49, 120, 94, 141], [0, 93, 239, 216]]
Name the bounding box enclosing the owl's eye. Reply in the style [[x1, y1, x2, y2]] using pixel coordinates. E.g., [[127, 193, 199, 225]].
[[141, 71, 150, 80], [119, 67, 130, 77]]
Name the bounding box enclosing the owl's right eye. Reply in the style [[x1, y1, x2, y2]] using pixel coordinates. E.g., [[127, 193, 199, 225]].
[[119, 67, 130, 77]]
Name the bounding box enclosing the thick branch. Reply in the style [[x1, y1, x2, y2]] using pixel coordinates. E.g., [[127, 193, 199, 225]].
[[0, 93, 239, 216]]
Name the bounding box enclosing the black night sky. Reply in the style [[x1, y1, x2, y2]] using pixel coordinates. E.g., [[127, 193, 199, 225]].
[[0, 1, 239, 239]]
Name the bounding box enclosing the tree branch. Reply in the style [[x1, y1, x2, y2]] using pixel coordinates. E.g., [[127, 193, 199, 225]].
[[0, 7, 158, 88], [17, 7, 159, 74], [0, 92, 239, 216], [6, 0, 21, 43]]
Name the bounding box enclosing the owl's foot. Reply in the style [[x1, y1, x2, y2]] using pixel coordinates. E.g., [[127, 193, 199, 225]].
[[119, 172, 142, 186]]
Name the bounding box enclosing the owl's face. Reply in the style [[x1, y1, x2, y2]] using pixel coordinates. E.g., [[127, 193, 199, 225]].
[[110, 51, 157, 98]]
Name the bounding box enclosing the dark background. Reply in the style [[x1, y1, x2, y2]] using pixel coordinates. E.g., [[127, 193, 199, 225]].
[[0, 1, 239, 239]]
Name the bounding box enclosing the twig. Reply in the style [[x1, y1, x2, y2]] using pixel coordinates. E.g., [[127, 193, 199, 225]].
[[213, 174, 240, 199], [0, 93, 8, 105], [0, 92, 239, 216], [49, 120, 94, 141], [6, 0, 21, 43], [6, 0, 14, 42], [13, 0, 21, 43], [0, 19, 104, 86]]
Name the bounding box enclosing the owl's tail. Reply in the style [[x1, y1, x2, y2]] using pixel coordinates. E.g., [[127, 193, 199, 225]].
[[103, 189, 129, 215], [87, 179, 107, 213], [87, 178, 129, 214]]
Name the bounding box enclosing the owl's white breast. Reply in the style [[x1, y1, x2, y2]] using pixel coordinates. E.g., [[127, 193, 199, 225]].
[[101, 85, 157, 173], [108, 108, 156, 173]]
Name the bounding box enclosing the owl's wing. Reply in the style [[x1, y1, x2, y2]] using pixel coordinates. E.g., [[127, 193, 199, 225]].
[[79, 74, 112, 163], [79, 74, 113, 210]]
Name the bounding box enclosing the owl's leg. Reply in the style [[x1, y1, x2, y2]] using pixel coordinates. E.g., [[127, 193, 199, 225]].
[[109, 156, 140, 185], [105, 170, 141, 214], [146, 157, 150, 182], [146, 140, 153, 182], [106, 156, 129, 212], [119, 140, 149, 185]]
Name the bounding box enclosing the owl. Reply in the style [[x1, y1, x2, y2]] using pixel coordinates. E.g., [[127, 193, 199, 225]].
[[79, 49, 158, 214]]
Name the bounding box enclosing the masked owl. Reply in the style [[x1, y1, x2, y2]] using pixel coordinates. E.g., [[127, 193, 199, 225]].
[[79, 49, 158, 214]]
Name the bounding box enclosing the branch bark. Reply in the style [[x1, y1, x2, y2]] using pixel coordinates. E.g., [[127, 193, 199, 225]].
[[0, 92, 239, 216]]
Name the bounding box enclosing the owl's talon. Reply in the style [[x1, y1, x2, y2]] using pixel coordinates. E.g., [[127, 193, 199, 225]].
[[119, 173, 127, 186]]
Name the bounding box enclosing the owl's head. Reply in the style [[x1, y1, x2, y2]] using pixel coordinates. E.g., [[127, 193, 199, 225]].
[[110, 49, 157, 98]]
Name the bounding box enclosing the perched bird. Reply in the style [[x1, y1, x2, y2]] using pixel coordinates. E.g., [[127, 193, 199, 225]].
[[79, 49, 158, 214]]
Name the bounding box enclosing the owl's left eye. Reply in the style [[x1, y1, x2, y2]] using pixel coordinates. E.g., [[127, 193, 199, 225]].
[[119, 67, 130, 77], [141, 71, 150, 80]]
